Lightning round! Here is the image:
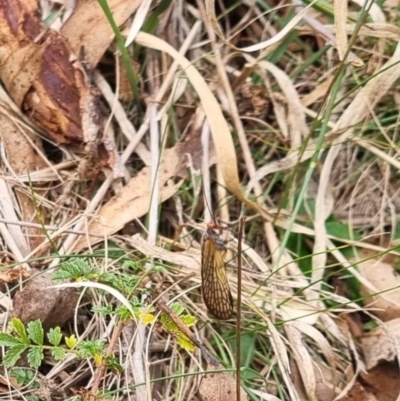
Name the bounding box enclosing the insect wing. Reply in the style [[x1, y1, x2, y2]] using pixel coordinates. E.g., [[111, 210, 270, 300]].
[[201, 236, 233, 320]]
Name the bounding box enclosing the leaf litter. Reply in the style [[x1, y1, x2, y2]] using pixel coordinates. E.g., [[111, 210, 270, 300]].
[[0, 0, 399, 400]]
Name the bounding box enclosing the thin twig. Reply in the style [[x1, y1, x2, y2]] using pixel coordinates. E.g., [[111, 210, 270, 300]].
[[90, 319, 128, 396], [236, 217, 245, 401], [0, 218, 105, 238]]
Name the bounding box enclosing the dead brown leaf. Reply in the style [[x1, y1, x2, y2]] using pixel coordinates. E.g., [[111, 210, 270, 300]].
[[0, 372, 20, 393], [0, 1, 81, 143], [0, 0, 121, 171], [338, 382, 378, 401], [301, 77, 334, 107], [73, 125, 208, 251], [61, 0, 142, 69], [0, 266, 29, 283], [360, 363, 400, 401], [72, 164, 182, 252], [291, 358, 336, 401], [361, 318, 400, 370], [358, 258, 400, 321]]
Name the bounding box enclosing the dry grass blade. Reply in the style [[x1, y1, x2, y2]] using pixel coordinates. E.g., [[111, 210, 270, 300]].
[[312, 41, 400, 297], [205, 0, 318, 53], [49, 282, 135, 317], [284, 320, 316, 401], [266, 317, 300, 401], [133, 32, 314, 238], [334, 0, 349, 62]]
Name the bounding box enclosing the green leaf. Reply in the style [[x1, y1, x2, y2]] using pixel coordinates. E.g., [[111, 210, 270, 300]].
[[160, 314, 178, 333], [98, 271, 140, 296], [98, 272, 117, 283], [52, 258, 97, 282], [76, 339, 106, 359], [393, 223, 400, 240], [10, 368, 36, 386], [27, 320, 44, 345], [91, 304, 113, 316], [121, 259, 140, 271], [177, 334, 196, 352], [180, 315, 197, 327], [26, 396, 41, 401], [27, 347, 44, 369], [325, 220, 362, 241], [47, 327, 62, 346], [0, 332, 23, 347], [283, 232, 312, 276], [137, 312, 156, 325], [3, 345, 27, 367], [96, 0, 140, 105], [364, 320, 379, 332], [237, 333, 256, 374], [170, 302, 184, 316], [152, 264, 166, 273], [115, 305, 137, 321], [104, 355, 123, 372], [51, 347, 66, 361], [65, 335, 77, 349], [10, 318, 29, 344]]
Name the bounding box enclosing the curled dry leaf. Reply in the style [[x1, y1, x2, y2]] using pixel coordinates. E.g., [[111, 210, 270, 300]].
[[127, 234, 200, 271], [198, 361, 248, 401], [313, 364, 336, 401], [205, 0, 316, 53], [0, 1, 81, 143], [0, 266, 30, 284], [358, 258, 400, 321], [291, 358, 335, 401], [334, 0, 348, 62], [361, 318, 400, 370], [285, 323, 316, 401], [0, 0, 119, 169], [360, 318, 400, 400]]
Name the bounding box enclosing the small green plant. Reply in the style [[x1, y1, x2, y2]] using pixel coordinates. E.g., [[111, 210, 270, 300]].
[[52, 257, 164, 297], [159, 302, 197, 352], [0, 317, 120, 370], [1, 257, 196, 371], [9, 367, 41, 401], [0, 304, 197, 370]]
